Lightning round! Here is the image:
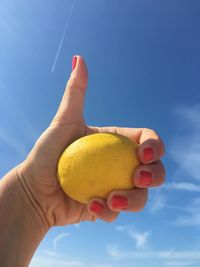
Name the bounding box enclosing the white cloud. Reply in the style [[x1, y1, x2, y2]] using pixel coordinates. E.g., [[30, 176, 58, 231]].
[[165, 260, 196, 266], [173, 198, 200, 226], [74, 223, 80, 228], [92, 264, 113, 267], [147, 189, 195, 215], [30, 256, 113, 267], [30, 257, 83, 267], [147, 184, 200, 225], [0, 83, 39, 159], [107, 245, 200, 262], [0, 130, 28, 158], [53, 233, 70, 249], [107, 245, 122, 260], [116, 225, 150, 249], [43, 249, 57, 257], [174, 212, 200, 226], [173, 104, 200, 129], [149, 190, 167, 214], [146, 196, 200, 227], [165, 182, 200, 192], [170, 104, 200, 181]]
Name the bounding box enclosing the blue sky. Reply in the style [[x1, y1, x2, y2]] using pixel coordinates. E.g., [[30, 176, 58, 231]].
[[1, 0, 200, 266]]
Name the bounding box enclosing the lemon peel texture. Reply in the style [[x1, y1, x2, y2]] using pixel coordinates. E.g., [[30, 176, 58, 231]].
[[57, 133, 140, 204]]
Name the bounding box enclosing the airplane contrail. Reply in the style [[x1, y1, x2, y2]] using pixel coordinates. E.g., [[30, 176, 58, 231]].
[[51, 0, 76, 73]]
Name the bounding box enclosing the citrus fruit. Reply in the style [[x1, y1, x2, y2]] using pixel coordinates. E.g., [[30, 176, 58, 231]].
[[57, 133, 140, 204]]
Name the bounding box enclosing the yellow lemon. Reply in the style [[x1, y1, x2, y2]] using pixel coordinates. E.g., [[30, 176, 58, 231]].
[[57, 133, 140, 204]]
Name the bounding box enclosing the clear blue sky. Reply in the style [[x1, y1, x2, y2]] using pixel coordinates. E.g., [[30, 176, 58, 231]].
[[1, 0, 200, 266]]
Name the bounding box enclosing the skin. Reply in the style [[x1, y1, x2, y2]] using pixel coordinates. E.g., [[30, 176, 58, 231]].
[[0, 56, 165, 266]]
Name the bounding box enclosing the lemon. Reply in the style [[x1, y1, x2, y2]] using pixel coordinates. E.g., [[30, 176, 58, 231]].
[[57, 133, 139, 204]]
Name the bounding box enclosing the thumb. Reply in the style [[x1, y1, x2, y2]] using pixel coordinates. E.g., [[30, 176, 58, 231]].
[[52, 55, 88, 125]]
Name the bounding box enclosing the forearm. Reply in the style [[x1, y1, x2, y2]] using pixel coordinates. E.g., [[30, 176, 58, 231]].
[[0, 164, 49, 267]]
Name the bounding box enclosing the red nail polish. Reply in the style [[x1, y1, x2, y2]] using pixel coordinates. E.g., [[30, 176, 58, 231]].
[[112, 195, 128, 209], [89, 201, 104, 213], [143, 148, 154, 162], [72, 56, 77, 71], [139, 171, 153, 186]]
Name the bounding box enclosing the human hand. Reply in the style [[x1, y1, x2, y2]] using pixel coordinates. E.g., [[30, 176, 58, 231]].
[[18, 56, 165, 228]]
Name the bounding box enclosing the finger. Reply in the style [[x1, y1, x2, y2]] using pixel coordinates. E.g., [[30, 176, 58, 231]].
[[137, 128, 165, 164], [86, 127, 165, 164], [51, 55, 88, 125], [133, 160, 165, 188], [107, 188, 148, 212], [87, 198, 119, 223]]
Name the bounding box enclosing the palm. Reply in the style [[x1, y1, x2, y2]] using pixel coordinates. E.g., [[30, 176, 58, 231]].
[[22, 121, 88, 226], [22, 119, 145, 227], [21, 120, 107, 226]]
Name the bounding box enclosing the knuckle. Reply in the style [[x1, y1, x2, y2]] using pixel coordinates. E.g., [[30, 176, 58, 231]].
[[143, 128, 158, 137], [103, 214, 119, 223], [160, 138, 166, 155], [67, 77, 76, 87], [50, 115, 63, 126], [98, 126, 119, 134], [131, 206, 143, 212], [160, 162, 166, 176], [161, 167, 166, 184], [131, 189, 148, 212], [104, 217, 115, 223], [67, 78, 85, 92], [110, 126, 119, 134], [156, 161, 166, 180]]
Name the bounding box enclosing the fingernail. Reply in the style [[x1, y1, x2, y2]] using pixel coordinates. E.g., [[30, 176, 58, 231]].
[[72, 56, 77, 71], [139, 171, 153, 186], [89, 201, 104, 213], [143, 148, 154, 162], [112, 195, 128, 209]]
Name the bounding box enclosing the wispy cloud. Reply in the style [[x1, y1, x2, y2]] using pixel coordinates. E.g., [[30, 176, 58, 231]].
[[148, 190, 167, 214], [0, 82, 39, 140], [173, 198, 200, 226], [149, 196, 200, 227], [173, 104, 200, 129], [92, 264, 113, 267], [43, 250, 57, 257], [170, 104, 200, 181], [30, 256, 113, 267], [107, 245, 200, 262], [0, 83, 39, 159], [146, 184, 200, 226], [165, 182, 200, 192], [174, 211, 200, 226], [53, 233, 70, 249], [42, 226, 81, 259], [148, 183, 200, 219], [74, 223, 80, 228], [0, 130, 28, 158], [116, 225, 150, 249], [165, 260, 196, 266], [30, 256, 83, 267]]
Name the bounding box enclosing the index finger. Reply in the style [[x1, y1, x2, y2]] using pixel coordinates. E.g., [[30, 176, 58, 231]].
[[87, 126, 165, 164], [117, 127, 165, 164]]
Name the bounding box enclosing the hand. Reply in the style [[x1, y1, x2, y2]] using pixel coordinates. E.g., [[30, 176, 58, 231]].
[[18, 56, 165, 227]]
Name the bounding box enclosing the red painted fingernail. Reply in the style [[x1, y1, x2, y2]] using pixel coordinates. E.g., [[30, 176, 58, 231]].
[[139, 171, 153, 186], [112, 195, 128, 209], [143, 148, 154, 162], [72, 56, 77, 71], [89, 201, 104, 213]]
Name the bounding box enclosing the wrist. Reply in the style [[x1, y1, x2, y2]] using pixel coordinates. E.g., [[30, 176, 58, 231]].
[[16, 163, 50, 233], [0, 164, 49, 267]]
